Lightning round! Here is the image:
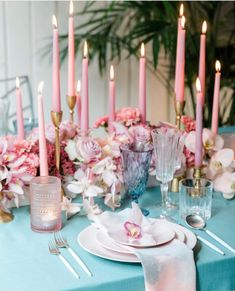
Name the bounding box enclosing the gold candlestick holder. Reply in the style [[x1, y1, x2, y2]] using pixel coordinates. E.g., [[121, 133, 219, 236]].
[[190, 166, 202, 197], [0, 192, 14, 223], [174, 99, 185, 129], [66, 95, 77, 123], [51, 111, 63, 171]]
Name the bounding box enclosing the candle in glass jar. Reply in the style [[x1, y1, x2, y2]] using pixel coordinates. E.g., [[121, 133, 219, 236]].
[[52, 15, 61, 112], [15, 77, 25, 140], [81, 41, 89, 133], [195, 78, 203, 167], [139, 43, 146, 123], [198, 21, 207, 105], [108, 65, 115, 133], [211, 61, 221, 135], [67, 0, 75, 96]]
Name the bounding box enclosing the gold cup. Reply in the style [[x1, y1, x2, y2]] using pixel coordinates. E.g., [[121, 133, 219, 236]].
[[51, 111, 63, 171], [66, 95, 77, 123], [0, 192, 14, 223]]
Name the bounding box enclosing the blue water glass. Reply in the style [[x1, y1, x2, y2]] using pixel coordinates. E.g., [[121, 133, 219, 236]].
[[120, 144, 153, 216]]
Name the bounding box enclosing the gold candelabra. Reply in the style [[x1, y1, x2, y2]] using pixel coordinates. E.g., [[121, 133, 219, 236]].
[[174, 99, 185, 129], [0, 192, 14, 223], [66, 95, 77, 123], [51, 111, 63, 171], [192, 166, 202, 196]]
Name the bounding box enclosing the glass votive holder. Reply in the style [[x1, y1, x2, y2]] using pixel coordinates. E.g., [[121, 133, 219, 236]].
[[179, 178, 213, 221], [30, 176, 62, 233]]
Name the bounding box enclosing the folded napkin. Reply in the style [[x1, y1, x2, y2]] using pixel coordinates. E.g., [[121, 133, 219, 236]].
[[92, 203, 196, 291]]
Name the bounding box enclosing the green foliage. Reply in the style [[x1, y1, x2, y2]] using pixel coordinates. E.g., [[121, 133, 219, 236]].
[[58, 1, 235, 126]]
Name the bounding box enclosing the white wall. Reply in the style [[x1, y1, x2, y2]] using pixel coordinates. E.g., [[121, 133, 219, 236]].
[[0, 1, 171, 131]]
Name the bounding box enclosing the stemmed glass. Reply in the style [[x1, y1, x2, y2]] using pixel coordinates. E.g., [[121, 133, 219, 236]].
[[151, 128, 182, 218], [120, 143, 153, 216]]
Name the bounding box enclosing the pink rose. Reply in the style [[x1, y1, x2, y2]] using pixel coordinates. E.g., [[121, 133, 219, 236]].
[[129, 125, 151, 144], [46, 124, 66, 143], [76, 137, 102, 163], [60, 120, 78, 140]]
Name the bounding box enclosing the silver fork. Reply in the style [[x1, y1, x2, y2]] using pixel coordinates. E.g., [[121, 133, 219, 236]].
[[54, 232, 93, 277], [48, 240, 79, 279]]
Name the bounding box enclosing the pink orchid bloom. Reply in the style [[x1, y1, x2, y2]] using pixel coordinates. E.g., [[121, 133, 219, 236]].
[[207, 148, 234, 180], [214, 172, 235, 198]]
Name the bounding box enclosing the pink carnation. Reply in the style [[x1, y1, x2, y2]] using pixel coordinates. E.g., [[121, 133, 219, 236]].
[[94, 115, 109, 129], [181, 115, 196, 133]]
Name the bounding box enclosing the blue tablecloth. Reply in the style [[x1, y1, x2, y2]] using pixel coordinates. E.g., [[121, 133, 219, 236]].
[[1, 189, 235, 291], [1, 126, 235, 291]]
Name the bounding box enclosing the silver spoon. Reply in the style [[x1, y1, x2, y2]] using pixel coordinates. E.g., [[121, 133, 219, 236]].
[[186, 214, 235, 254]]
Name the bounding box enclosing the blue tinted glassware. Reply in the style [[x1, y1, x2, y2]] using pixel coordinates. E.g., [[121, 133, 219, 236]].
[[120, 144, 153, 216]]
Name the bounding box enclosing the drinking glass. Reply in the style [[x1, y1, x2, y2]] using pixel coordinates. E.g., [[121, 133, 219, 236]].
[[0, 100, 9, 136], [179, 178, 213, 220], [120, 144, 153, 216], [151, 128, 181, 217], [30, 176, 62, 233]]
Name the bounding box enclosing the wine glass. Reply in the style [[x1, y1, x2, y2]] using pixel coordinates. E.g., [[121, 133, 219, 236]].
[[120, 143, 153, 216], [151, 128, 181, 218]]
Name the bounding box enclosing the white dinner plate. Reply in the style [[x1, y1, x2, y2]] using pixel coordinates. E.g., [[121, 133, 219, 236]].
[[78, 224, 197, 264], [107, 222, 175, 248]]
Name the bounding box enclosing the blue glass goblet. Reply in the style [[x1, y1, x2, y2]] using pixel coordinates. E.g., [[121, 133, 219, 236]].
[[120, 144, 153, 216]]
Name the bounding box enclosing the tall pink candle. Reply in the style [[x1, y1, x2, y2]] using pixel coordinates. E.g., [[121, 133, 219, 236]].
[[139, 43, 146, 123], [37, 82, 48, 176], [52, 15, 61, 112], [175, 16, 186, 102], [211, 61, 221, 135], [67, 1, 75, 96], [108, 65, 115, 133], [198, 21, 207, 105], [174, 4, 184, 98], [81, 41, 89, 133], [195, 78, 203, 167], [76, 80, 81, 127], [15, 77, 25, 140]]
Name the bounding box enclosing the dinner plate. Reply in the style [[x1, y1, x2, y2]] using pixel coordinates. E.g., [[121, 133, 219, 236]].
[[107, 222, 175, 248], [78, 224, 197, 264], [96, 222, 186, 255]]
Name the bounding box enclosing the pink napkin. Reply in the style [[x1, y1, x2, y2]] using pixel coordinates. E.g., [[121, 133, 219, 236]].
[[92, 203, 196, 291]]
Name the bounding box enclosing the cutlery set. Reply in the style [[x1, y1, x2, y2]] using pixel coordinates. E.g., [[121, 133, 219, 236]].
[[48, 232, 93, 279]]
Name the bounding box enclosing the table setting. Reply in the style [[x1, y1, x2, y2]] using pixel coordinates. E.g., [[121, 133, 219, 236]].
[[0, 2, 235, 291]]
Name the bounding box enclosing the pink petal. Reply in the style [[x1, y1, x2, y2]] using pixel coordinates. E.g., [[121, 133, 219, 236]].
[[131, 202, 143, 226], [185, 131, 196, 153], [214, 149, 234, 168]]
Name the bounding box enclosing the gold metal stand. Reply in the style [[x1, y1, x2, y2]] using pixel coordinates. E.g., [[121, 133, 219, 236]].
[[0, 192, 14, 223], [174, 100, 185, 129], [66, 95, 76, 123], [192, 166, 202, 196], [51, 111, 63, 171]]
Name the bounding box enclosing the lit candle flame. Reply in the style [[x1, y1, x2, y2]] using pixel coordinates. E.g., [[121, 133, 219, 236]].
[[69, 0, 73, 16], [181, 16, 185, 29], [16, 77, 20, 89], [196, 78, 201, 93], [140, 43, 145, 57], [110, 65, 114, 81], [215, 60, 221, 72], [76, 80, 81, 93], [38, 81, 44, 94], [52, 15, 57, 29], [202, 21, 207, 34], [179, 4, 184, 17], [83, 40, 88, 58]]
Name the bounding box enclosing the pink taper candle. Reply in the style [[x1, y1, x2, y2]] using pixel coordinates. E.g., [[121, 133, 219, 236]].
[[37, 81, 48, 176], [52, 15, 61, 112], [76, 80, 81, 127], [81, 41, 89, 133], [198, 21, 207, 105], [175, 4, 184, 98], [195, 78, 203, 167], [139, 43, 146, 123], [67, 1, 75, 96], [15, 77, 25, 140], [108, 65, 115, 133], [211, 61, 221, 135], [175, 16, 186, 102]]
